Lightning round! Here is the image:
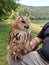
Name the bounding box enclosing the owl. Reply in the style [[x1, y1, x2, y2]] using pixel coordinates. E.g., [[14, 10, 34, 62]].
[[7, 16, 32, 61]]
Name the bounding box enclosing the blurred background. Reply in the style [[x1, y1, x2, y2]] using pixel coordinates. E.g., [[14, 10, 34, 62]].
[[0, 0, 49, 65]]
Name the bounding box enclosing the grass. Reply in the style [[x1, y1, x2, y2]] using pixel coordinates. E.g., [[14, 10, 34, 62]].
[[0, 21, 11, 65], [31, 20, 49, 24], [0, 20, 49, 65]]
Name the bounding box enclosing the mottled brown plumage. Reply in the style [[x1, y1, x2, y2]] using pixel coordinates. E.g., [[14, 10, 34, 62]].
[[7, 16, 32, 60]]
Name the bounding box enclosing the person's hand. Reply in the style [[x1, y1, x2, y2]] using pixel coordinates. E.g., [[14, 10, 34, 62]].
[[30, 39, 38, 50], [30, 37, 42, 50]]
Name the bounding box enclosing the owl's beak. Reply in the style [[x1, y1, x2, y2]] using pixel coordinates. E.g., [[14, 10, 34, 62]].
[[24, 25, 29, 29]]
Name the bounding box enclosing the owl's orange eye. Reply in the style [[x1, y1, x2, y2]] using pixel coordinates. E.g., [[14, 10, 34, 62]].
[[21, 21, 26, 23]]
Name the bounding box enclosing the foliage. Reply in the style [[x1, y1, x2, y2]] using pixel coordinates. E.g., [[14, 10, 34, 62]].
[[0, 0, 20, 20], [19, 6, 30, 16], [19, 4, 49, 20], [8, 10, 19, 20]]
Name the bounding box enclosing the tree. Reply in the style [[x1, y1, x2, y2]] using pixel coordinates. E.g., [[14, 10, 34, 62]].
[[0, 0, 19, 20]]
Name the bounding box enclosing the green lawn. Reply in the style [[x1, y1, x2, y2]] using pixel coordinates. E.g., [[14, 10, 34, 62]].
[[31, 20, 49, 24], [0, 20, 49, 65], [0, 21, 11, 65]]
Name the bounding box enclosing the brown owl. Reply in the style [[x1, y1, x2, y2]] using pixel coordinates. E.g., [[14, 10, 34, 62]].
[[7, 16, 32, 61]]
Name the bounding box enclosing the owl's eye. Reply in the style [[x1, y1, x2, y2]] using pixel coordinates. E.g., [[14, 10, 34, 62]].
[[21, 21, 26, 23]]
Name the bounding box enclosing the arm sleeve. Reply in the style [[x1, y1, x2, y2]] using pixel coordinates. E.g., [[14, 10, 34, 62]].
[[37, 22, 49, 40], [37, 27, 45, 40]]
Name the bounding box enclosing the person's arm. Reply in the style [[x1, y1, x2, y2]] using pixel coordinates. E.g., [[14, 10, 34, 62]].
[[30, 37, 42, 50], [30, 22, 49, 50], [30, 23, 48, 50]]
